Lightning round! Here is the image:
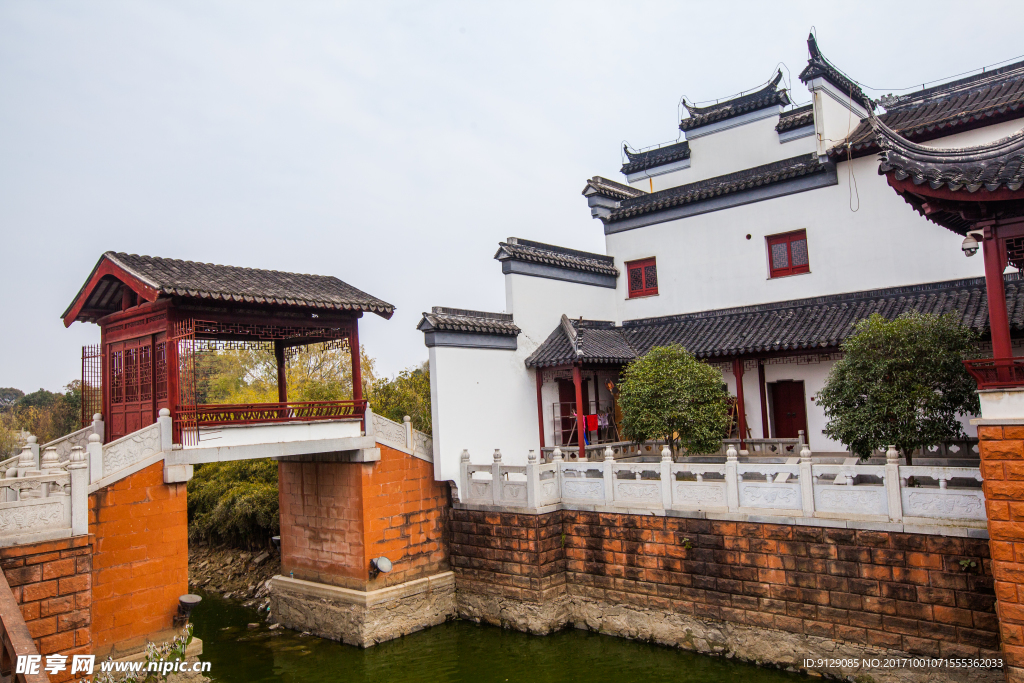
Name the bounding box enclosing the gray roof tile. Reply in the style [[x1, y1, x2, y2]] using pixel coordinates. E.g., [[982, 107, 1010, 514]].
[[526, 275, 1017, 367], [494, 238, 618, 277], [680, 71, 791, 132], [417, 307, 520, 336]]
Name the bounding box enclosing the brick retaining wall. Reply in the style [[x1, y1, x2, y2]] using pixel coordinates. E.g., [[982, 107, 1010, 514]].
[[279, 444, 450, 590], [0, 536, 92, 683], [451, 509, 999, 661], [89, 461, 188, 657]]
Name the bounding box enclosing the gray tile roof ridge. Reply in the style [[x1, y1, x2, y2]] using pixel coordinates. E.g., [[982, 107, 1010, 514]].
[[620, 275, 1002, 328], [679, 71, 791, 132], [608, 153, 827, 222], [620, 140, 691, 174], [429, 306, 514, 321], [775, 104, 814, 132], [882, 59, 1024, 111], [101, 251, 395, 316], [582, 175, 647, 201], [495, 237, 619, 276]]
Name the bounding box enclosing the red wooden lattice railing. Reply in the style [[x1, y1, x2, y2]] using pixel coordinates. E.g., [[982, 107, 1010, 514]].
[[0, 571, 49, 683], [963, 357, 1024, 390], [174, 399, 366, 437]]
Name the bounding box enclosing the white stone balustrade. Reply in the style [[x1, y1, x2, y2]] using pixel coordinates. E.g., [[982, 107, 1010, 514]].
[[459, 443, 988, 529]]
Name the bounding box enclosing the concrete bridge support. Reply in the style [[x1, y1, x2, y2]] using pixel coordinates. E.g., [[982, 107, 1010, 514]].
[[269, 442, 454, 646]]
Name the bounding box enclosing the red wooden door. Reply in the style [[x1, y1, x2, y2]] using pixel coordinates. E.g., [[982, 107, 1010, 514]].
[[770, 380, 808, 439], [107, 336, 156, 441], [557, 378, 590, 446]]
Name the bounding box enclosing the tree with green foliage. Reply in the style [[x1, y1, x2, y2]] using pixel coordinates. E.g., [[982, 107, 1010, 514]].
[[187, 458, 280, 549], [369, 362, 431, 434], [816, 312, 980, 464], [617, 344, 730, 455], [0, 388, 24, 410]]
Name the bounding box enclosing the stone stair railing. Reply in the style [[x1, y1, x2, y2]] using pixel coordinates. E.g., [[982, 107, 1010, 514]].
[[368, 410, 433, 462], [460, 444, 986, 529]]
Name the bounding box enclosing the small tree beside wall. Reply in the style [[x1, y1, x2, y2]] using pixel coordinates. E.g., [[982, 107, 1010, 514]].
[[618, 344, 730, 454], [816, 312, 980, 464]]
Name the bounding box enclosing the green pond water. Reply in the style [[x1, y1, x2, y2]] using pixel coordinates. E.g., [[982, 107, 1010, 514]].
[[190, 592, 804, 683]]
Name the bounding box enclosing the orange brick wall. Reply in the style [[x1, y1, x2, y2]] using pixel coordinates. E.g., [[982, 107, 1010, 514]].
[[1, 537, 92, 682], [279, 444, 449, 590], [278, 460, 366, 586], [362, 444, 449, 587], [89, 461, 188, 656], [978, 424, 1024, 676]]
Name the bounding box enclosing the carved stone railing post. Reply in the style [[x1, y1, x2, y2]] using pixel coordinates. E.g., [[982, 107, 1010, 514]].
[[660, 445, 673, 509], [92, 413, 105, 443], [552, 447, 564, 501], [459, 449, 470, 503], [526, 450, 538, 508], [725, 444, 739, 512], [363, 405, 376, 440], [884, 444, 903, 522], [39, 448, 59, 498], [491, 450, 503, 506], [88, 433, 103, 484], [404, 416, 413, 450], [799, 443, 815, 517], [603, 447, 615, 504], [27, 435, 39, 470], [158, 408, 173, 453], [68, 446, 88, 536]]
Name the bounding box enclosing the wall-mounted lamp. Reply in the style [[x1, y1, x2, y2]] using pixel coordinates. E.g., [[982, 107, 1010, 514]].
[[962, 234, 980, 257], [369, 556, 393, 578], [174, 594, 202, 627]]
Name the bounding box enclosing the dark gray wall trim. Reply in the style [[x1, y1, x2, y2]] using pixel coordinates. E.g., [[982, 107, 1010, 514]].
[[778, 125, 815, 144], [423, 330, 518, 350], [603, 166, 838, 235], [501, 260, 617, 288]]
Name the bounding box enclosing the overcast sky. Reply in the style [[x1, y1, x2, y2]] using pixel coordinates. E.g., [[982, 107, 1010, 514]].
[[2, 1, 1023, 393]]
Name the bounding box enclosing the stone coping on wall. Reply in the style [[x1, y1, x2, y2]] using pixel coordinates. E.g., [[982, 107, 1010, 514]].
[[453, 502, 990, 539], [270, 571, 455, 608]]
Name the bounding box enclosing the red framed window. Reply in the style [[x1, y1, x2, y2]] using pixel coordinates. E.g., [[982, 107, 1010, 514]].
[[767, 230, 810, 278], [626, 258, 658, 298]]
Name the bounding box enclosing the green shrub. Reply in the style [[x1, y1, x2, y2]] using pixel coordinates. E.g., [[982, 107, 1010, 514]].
[[187, 459, 279, 548]]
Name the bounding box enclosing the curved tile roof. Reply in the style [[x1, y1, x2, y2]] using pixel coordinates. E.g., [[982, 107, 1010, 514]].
[[525, 275, 1017, 367], [874, 115, 1024, 193], [776, 104, 814, 132], [620, 141, 691, 175], [797, 33, 873, 111], [64, 252, 395, 322], [417, 307, 520, 336], [838, 59, 1024, 158], [605, 154, 829, 224], [680, 71, 791, 132], [581, 176, 646, 201], [494, 238, 618, 276]]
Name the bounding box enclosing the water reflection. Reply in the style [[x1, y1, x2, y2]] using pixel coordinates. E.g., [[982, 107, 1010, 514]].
[[191, 591, 802, 683]]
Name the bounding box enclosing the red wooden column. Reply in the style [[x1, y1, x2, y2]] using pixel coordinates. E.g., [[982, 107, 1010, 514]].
[[757, 359, 769, 438], [350, 322, 363, 403], [732, 358, 747, 449], [573, 364, 585, 460], [983, 224, 1013, 361], [535, 369, 545, 448], [274, 341, 288, 403]]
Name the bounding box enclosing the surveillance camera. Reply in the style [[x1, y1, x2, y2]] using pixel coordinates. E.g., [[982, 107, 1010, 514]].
[[962, 235, 979, 257]]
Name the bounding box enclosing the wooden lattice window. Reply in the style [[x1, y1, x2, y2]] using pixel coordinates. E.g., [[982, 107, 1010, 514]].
[[155, 342, 167, 400], [139, 344, 153, 402], [626, 258, 658, 298], [125, 347, 138, 402], [767, 230, 810, 278], [110, 350, 124, 404]]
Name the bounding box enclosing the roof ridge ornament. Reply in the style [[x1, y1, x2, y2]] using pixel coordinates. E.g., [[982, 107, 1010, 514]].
[[798, 32, 874, 112]]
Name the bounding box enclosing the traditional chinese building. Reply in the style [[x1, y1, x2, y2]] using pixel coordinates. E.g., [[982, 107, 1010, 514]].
[[422, 34, 1024, 483]]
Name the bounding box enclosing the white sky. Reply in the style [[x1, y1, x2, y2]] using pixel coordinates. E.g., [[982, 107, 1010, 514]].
[[2, 1, 1023, 392]]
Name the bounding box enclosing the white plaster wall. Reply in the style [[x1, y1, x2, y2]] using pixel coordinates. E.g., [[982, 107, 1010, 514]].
[[505, 272, 618, 344], [607, 118, 1024, 323], [607, 151, 985, 323], [429, 343, 539, 485]]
